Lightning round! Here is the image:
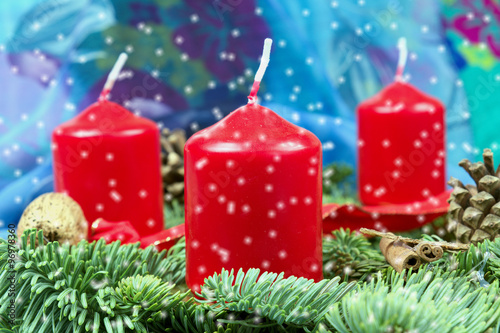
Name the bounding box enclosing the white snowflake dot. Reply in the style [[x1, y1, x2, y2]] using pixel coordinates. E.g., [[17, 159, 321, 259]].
[[110, 190, 122, 202], [242, 204, 251, 213], [218, 195, 226, 204], [227, 201, 235, 214], [195, 158, 209, 170]]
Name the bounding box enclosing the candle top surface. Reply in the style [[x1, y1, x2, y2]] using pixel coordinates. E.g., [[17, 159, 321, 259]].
[[186, 103, 321, 153], [54, 100, 158, 136], [359, 81, 444, 113]]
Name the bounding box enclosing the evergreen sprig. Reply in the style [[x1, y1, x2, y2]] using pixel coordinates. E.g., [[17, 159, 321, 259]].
[[0, 230, 186, 332], [324, 267, 500, 333], [452, 237, 500, 283], [2, 229, 500, 332], [323, 229, 388, 281], [197, 268, 356, 330]]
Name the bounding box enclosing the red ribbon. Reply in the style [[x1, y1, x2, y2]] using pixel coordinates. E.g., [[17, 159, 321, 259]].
[[322, 189, 452, 234], [89, 218, 184, 251], [90, 190, 451, 248]]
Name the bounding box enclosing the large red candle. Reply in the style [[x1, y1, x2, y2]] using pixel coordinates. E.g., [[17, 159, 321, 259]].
[[358, 39, 446, 205], [52, 54, 163, 237], [184, 39, 323, 292]]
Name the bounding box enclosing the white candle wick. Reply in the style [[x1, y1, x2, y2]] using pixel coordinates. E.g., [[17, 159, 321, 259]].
[[100, 53, 128, 101], [248, 38, 273, 104], [255, 38, 273, 83], [395, 37, 407, 82]]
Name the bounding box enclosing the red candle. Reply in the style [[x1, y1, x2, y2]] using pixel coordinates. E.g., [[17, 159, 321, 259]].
[[358, 38, 446, 205], [184, 39, 323, 292], [52, 54, 164, 237]]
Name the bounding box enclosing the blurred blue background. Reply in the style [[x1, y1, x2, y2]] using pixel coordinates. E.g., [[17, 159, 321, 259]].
[[2, 0, 500, 238]]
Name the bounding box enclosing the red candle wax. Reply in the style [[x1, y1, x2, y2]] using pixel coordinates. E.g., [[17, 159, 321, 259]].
[[52, 100, 164, 237], [357, 81, 446, 205], [184, 103, 323, 292]]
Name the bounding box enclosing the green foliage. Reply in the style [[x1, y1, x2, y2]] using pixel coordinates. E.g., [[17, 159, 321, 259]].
[[452, 236, 500, 283], [196, 268, 355, 331], [322, 163, 357, 204], [323, 229, 388, 281], [2, 229, 500, 332], [0, 230, 186, 333], [164, 199, 185, 229], [163, 236, 187, 286], [325, 267, 500, 333]]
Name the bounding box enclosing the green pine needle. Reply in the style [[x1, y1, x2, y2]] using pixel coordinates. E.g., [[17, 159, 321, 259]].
[[1, 229, 500, 332], [325, 267, 500, 333], [197, 268, 355, 329], [323, 229, 388, 281], [0, 229, 186, 333]]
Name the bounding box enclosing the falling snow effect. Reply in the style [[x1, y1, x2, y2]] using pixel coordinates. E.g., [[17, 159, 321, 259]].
[[0, 0, 489, 246]]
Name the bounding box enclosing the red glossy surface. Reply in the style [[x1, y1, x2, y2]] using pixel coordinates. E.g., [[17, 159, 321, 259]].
[[52, 101, 163, 237], [185, 103, 323, 292], [358, 82, 446, 205]]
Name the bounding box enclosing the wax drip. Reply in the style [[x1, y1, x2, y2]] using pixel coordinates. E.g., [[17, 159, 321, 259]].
[[395, 37, 407, 82], [98, 53, 129, 102], [248, 38, 273, 104]]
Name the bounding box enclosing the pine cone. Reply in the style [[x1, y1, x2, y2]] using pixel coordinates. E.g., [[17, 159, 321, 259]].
[[447, 148, 500, 244], [160, 128, 186, 205]]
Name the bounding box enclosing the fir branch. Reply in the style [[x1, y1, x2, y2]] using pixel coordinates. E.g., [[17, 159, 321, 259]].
[[325, 267, 500, 333], [163, 237, 187, 286], [0, 230, 186, 333], [196, 268, 356, 331], [164, 199, 185, 229], [451, 236, 500, 283], [322, 163, 357, 205], [323, 229, 388, 281], [2, 229, 500, 332]]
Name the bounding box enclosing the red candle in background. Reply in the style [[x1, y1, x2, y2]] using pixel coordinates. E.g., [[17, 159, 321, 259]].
[[52, 54, 164, 237], [358, 38, 446, 205], [185, 39, 323, 292]]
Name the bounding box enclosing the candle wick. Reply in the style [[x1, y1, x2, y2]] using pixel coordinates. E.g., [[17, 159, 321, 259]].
[[248, 38, 273, 104], [395, 37, 407, 82], [99, 53, 129, 102]]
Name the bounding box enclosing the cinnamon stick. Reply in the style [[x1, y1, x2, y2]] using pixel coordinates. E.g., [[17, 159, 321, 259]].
[[414, 242, 443, 262], [379, 238, 421, 273], [360, 228, 469, 252]]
